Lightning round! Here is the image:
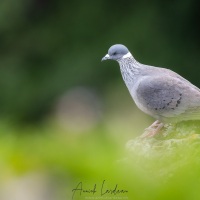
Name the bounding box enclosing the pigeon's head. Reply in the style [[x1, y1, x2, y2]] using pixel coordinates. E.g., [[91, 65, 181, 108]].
[[102, 44, 131, 62]]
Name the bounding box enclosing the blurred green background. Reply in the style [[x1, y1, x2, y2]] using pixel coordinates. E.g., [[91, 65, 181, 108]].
[[0, 0, 200, 199]]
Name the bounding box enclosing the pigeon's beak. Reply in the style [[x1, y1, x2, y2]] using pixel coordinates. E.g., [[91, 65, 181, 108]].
[[101, 54, 110, 62]]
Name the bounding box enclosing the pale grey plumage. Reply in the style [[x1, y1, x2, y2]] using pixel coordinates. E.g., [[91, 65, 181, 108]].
[[102, 44, 200, 124]]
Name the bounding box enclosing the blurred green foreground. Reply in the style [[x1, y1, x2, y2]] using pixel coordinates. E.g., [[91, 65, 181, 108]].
[[1, 119, 200, 200]]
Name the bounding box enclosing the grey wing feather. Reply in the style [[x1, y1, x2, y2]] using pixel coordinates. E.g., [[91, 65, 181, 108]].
[[136, 75, 200, 122]]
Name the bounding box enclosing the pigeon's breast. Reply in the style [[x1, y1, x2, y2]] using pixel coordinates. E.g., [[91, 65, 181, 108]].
[[128, 76, 157, 118]]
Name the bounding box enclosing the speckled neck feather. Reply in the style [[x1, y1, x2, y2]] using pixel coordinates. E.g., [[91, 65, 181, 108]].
[[118, 56, 141, 87]]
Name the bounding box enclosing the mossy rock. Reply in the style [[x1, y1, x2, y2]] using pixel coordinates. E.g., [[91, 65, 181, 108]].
[[126, 121, 200, 157]]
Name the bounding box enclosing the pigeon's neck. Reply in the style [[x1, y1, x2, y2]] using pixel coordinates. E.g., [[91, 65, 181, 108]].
[[118, 56, 142, 88]]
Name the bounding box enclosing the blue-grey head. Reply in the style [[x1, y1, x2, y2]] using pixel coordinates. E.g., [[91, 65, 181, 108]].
[[101, 44, 132, 62]]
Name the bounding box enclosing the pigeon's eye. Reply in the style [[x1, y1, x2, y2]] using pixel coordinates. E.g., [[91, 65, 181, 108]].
[[113, 52, 117, 55]]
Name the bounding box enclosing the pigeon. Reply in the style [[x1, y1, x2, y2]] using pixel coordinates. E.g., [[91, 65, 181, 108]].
[[102, 44, 200, 138]]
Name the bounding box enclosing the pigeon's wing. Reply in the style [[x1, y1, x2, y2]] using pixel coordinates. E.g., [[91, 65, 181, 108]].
[[160, 68, 200, 92], [136, 75, 200, 121]]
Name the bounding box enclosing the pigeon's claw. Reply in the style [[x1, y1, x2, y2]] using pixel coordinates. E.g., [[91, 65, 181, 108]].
[[140, 120, 164, 138]]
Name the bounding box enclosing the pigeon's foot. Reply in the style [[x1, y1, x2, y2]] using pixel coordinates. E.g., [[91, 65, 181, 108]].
[[140, 120, 164, 138]]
